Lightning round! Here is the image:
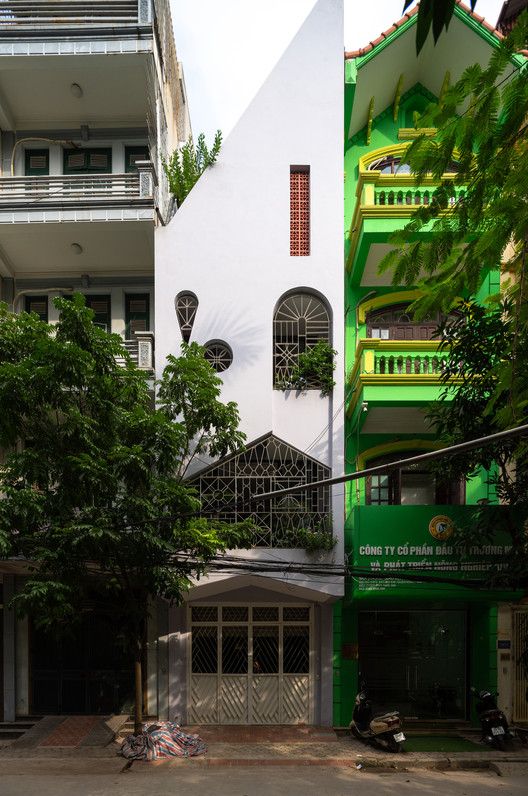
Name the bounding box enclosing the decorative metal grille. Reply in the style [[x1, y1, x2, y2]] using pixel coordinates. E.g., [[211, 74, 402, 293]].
[[204, 341, 233, 372], [175, 292, 198, 342], [191, 606, 217, 622], [273, 293, 330, 388], [222, 606, 248, 623], [253, 607, 279, 622], [290, 169, 310, 256], [191, 434, 331, 548], [189, 604, 312, 724], [283, 626, 309, 673], [283, 607, 310, 622]]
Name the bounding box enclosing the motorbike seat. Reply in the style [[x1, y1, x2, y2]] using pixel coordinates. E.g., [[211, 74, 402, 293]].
[[373, 711, 400, 720], [479, 708, 501, 719]]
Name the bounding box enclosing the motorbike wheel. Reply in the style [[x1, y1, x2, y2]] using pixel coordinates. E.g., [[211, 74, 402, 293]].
[[493, 737, 506, 751], [388, 735, 403, 753], [350, 724, 363, 740]]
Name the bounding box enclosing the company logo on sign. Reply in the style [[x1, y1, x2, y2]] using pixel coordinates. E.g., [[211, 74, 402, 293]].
[[429, 515, 454, 541]]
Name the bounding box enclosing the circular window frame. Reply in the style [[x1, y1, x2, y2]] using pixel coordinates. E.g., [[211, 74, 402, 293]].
[[203, 339, 233, 373]]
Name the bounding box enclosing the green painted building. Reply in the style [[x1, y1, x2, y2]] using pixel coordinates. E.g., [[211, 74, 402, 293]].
[[335, 4, 524, 728]]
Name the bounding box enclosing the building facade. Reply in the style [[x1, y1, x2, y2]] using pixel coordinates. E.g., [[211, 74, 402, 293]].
[[337, 2, 526, 729], [0, 0, 190, 721], [155, 0, 344, 726]]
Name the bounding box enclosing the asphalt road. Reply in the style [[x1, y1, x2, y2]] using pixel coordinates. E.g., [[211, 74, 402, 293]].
[[2, 761, 528, 796]]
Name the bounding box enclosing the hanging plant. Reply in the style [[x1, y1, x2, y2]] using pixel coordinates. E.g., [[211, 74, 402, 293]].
[[277, 340, 337, 397]]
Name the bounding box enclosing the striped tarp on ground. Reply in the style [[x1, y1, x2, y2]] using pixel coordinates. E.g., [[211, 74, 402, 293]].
[[121, 722, 207, 761]]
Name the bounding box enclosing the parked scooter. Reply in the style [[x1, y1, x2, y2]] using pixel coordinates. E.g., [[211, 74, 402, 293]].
[[472, 688, 513, 751], [349, 689, 406, 752]]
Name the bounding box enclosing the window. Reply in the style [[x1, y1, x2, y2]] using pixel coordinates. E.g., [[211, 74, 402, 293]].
[[273, 293, 330, 387], [125, 147, 150, 173], [366, 304, 460, 341], [365, 452, 464, 506], [84, 295, 111, 333], [175, 292, 198, 343], [290, 166, 310, 256], [25, 149, 49, 176], [204, 340, 233, 372], [368, 155, 458, 175], [190, 434, 330, 548], [63, 148, 112, 174], [25, 296, 48, 323], [125, 294, 149, 337]]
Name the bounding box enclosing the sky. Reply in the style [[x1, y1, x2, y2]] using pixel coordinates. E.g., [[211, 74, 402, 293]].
[[170, 0, 506, 144]]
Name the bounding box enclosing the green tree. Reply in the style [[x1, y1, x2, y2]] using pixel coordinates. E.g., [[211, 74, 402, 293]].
[[426, 299, 528, 589], [403, 0, 478, 55], [0, 295, 253, 733], [162, 130, 222, 206], [379, 14, 528, 427]]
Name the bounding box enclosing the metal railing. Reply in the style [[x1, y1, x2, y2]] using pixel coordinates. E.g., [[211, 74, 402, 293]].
[[0, 172, 151, 205], [0, 1, 140, 25], [115, 332, 154, 371]]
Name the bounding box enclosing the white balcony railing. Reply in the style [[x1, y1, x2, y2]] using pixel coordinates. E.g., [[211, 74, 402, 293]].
[[0, 172, 153, 206], [115, 332, 154, 372], [0, 1, 141, 26]]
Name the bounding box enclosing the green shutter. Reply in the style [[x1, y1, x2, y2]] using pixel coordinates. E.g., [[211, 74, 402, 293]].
[[85, 295, 111, 333], [125, 147, 150, 173], [125, 293, 149, 337], [25, 296, 48, 322], [25, 149, 49, 176], [63, 148, 112, 174]]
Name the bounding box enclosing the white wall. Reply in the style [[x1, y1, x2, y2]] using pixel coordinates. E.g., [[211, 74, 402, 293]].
[[155, 0, 344, 594]]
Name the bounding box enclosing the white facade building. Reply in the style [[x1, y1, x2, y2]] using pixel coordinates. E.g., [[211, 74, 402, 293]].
[[156, 0, 344, 726]]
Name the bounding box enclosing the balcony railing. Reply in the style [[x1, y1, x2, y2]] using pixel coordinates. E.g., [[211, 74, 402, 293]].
[[115, 331, 154, 372], [0, 172, 153, 207], [0, 1, 141, 26], [346, 339, 460, 419]]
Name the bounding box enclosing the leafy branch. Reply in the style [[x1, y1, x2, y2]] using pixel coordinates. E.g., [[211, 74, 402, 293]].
[[162, 130, 222, 206]]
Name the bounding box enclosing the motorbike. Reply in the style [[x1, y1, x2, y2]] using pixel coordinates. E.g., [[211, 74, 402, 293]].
[[349, 689, 406, 752], [472, 688, 513, 751]]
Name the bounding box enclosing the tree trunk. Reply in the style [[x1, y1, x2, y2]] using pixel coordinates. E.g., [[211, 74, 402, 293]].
[[134, 637, 143, 736]]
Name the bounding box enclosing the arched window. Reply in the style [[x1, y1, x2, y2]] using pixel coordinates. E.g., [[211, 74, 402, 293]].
[[175, 291, 198, 342], [366, 304, 461, 341], [273, 293, 330, 388], [367, 155, 458, 175], [365, 451, 464, 506]]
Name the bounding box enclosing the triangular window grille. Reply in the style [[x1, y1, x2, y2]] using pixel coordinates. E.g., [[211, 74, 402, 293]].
[[189, 434, 331, 548]]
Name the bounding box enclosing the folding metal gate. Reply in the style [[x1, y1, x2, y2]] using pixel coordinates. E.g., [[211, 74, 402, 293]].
[[188, 604, 312, 724], [514, 610, 528, 722]]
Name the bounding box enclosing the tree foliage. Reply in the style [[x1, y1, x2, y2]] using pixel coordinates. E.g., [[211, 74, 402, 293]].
[[0, 295, 253, 731], [426, 300, 528, 589], [162, 130, 222, 206], [379, 13, 528, 428]]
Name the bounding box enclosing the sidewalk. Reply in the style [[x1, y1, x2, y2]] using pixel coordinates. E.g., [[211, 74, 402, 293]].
[[1, 716, 528, 775]]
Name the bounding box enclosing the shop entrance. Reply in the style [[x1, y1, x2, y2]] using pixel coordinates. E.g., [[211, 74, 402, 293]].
[[189, 604, 312, 724], [358, 610, 467, 720], [31, 613, 135, 714]]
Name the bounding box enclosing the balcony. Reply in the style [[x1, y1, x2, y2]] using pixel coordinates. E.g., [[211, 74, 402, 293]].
[[0, 1, 145, 29], [0, 167, 156, 223], [346, 338, 460, 432], [115, 331, 154, 373], [345, 168, 465, 285]]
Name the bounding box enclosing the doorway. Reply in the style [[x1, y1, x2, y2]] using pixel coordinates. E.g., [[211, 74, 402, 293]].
[[358, 610, 467, 720], [31, 613, 135, 714], [188, 604, 312, 724]]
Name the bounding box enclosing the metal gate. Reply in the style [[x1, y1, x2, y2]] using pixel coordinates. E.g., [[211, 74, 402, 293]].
[[188, 604, 312, 724], [514, 610, 528, 722]]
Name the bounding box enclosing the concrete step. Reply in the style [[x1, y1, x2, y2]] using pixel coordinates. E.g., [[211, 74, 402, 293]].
[[0, 717, 43, 742]]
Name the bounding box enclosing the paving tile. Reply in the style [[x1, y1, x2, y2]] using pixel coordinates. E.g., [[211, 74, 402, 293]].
[[39, 716, 101, 747]]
